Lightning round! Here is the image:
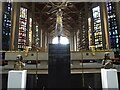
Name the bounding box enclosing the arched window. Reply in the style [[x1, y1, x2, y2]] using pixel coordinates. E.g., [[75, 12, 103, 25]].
[[52, 36, 69, 44]]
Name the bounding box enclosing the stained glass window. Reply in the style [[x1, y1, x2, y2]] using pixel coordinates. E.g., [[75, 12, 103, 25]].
[[88, 18, 92, 48], [18, 7, 27, 50], [29, 18, 32, 47], [2, 2, 12, 50], [107, 2, 119, 50], [36, 25, 39, 47], [92, 6, 103, 49], [78, 12, 88, 50]]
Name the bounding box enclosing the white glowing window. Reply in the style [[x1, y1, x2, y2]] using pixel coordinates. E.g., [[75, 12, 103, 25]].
[[52, 36, 69, 44], [92, 6, 103, 49], [92, 6, 100, 18], [18, 7, 27, 49]]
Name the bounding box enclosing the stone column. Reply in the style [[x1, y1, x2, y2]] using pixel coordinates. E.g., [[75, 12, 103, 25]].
[[38, 14, 43, 48], [49, 36, 52, 44], [84, 3, 89, 50], [74, 32, 76, 51], [42, 32, 45, 49], [47, 32, 51, 44], [32, 2, 36, 47], [40, 29, 43, 47], [100, 2, 110, 49], [0, 2, 3, 90], [0, 2, 3, 52], [46, 31, 49, 48], [73, 32, 75, 51], [76, 30, 79, 51], [75, 32, 78, 51], [26, 10, 30, 46], [38, 25, 41, 48], [10, 2, 21, 50], [69, 33, 73, 51], [44, 32, 47, 49]]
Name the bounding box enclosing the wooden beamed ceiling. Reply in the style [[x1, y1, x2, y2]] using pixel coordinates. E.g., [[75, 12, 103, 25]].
[[22, 2, 91, 36]]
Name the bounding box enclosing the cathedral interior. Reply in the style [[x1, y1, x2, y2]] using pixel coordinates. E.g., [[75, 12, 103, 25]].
[[0, 0, 120, 89]]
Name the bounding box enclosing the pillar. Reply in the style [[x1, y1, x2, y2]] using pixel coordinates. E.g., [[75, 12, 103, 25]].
[[70, 33, 73, 51], [38, 25, 41, 47], [40, 29, 42, 47], [84, 3, 89, 50], [32, 2, 36, 47], [44, 32, 47, 49], [100, 2, 110, 49], [75, 32, 78, 51], [0, 2, 3, 90], [26, 10, 30, 46], [42, 32, 45, 49], [38, 13, 43, 48], [39, 12, 43, 47], [46, 31, 49, 48], [73, 32, 75, 51], [76, 30, 80, 51], [0, 2, 3, 51], [10, 2, 21, 50], [74, 32, 77, 51], [47, 32, 51, 44], [49, 36, 52, 44]]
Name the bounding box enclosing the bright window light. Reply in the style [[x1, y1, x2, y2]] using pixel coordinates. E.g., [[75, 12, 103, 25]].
[[52, 36, 69, 44], [60, 37, 69, 44], [52, 37, 59, 44]]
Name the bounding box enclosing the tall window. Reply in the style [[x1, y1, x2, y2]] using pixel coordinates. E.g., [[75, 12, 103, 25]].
[[82, 22, 86, 49], [107, 2, 119, 49], [2, 2, 12, 50], [88, 17, 92, 48], [29, 18, 32, 47], [92, 6, 103, 49], [18, 7, 27, 50], [107, 2, 120, 57], [52, 36, 69, 44], [36, 25, 39, 47], [78, 11, 88, 50]]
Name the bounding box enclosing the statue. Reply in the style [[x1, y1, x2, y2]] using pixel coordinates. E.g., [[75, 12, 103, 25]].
[[102, 52, 113, 69], [14, 55, 25, 70]]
